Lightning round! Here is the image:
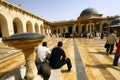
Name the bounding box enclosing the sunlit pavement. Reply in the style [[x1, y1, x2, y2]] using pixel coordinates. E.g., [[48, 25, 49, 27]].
[[0, 37, 120, 80]]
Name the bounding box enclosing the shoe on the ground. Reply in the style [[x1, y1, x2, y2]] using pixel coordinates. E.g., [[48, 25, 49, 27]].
[[68, 68, 72, 72], [106, 52, 109, 54], [106, 53, 109, 55], [113, 64, 118, 66]]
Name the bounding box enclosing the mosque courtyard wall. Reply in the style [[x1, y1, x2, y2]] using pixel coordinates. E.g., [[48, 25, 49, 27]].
[[0, 0, 119, 38], [0, 1, 46, 37]]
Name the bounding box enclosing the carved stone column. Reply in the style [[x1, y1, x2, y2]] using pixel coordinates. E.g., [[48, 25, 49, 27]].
[[2, 33, 45, 80]]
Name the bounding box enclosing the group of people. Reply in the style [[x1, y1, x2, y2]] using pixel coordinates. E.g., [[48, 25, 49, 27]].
[[35, 29, 120, 80], [105, 29, 120, 66], [35, 41, 72, 80]]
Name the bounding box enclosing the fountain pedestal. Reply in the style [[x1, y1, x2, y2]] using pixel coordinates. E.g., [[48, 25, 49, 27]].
[[2, 33, 45, 80]]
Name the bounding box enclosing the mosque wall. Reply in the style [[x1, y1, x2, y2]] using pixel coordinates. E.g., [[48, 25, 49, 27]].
[[0, 1, 46, 37], [0, 1, 119, 38]]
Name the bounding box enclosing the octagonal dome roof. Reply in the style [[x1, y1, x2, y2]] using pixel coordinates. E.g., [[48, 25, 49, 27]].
[[110, 17, 120, 27], [80, 8, 99, 17]]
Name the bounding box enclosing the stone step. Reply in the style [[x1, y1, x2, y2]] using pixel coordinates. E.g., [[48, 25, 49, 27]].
[[0, 53, 25, 77], [0, 66, 25, 80], [49, 69, 62, 80], [0, 65, 62, 80], [0, 65, 43, 80]]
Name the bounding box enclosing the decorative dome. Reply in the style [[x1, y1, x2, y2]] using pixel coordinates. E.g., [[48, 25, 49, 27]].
[[80, 8, 99, 17], [110, 17, 120, 27]]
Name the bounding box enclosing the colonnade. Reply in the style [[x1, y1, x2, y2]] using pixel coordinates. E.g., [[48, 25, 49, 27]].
[[0, 0, 51, 38], [52, 20, 106, 37]]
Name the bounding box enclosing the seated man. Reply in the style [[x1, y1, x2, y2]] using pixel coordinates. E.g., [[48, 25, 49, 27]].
[[49, 41, 72, 72], [35, 42, 51, 80]]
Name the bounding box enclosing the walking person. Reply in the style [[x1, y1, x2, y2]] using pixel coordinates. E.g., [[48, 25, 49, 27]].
[[35, 42, 51, 80], [113, 37, 120, 66], [49, 41, 72, 72], [106, 30, 117, 54], [101, 31, 104, 39]]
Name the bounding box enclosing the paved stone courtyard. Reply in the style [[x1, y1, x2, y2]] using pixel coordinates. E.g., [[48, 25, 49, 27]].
[[0, 37, 120, 80]]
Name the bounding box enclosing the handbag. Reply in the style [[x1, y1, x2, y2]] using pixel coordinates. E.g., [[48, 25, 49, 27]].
[[104, 43, 108, 48]]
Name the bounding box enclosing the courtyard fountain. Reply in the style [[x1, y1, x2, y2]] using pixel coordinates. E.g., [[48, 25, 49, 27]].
[[2, 32, 45, 80]]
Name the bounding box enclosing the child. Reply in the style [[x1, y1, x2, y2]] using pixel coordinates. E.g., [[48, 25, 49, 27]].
[[113, 37, 120, 66]]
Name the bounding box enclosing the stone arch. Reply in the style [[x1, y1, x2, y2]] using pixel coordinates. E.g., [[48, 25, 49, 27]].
[[35, 23, 39, 33], [95, 23, 100, 32], [76, 26, 78, 33], [13, 17, 23, 34], [26, 21, 33, 32], [40, 25, 43, 34], [53, 29, 56, 34], [63, 28, 65, 32], [102, 23, 109, 31], [88, 25, 90, 32], [58, 28, 60, 33], [81, 25, 85, 33], [68, 26, 72, 34], [91, 24, 94, 32], [0, 14, 8, 37]]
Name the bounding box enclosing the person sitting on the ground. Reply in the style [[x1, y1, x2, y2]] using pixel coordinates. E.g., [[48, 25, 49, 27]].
[[49, 41, 72, 72], [35, 42, 51, 80]]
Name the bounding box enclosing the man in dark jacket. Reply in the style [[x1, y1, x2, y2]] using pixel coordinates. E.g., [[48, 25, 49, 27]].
[[49, 41, 72, 72]]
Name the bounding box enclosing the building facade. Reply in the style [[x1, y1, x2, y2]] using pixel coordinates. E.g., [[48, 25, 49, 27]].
[[0, 0, 51, 38], [0, 0, 119, 38], [51, 8, 119, 37]]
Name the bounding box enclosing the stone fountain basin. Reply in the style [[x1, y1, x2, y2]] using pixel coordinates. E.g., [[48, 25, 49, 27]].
[[2, 33, 45, 49]]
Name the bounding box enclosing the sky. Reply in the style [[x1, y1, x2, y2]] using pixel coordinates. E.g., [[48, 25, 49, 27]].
[[6, 0, 120, 22]]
